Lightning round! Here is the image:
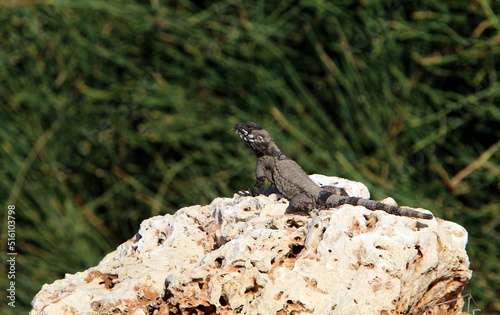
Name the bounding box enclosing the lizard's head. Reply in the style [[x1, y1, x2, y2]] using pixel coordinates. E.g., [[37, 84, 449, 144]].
[[233, 122, 273, 156]]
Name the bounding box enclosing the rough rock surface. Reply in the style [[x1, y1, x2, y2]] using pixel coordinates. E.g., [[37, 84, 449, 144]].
[[31, 175, 471, 315]]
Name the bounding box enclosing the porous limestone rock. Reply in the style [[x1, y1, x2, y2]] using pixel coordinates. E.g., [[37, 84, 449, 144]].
[[31, 175, 471, 315]]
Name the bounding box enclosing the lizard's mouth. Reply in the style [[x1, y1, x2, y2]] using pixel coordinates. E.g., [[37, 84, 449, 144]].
[[232, 126, 255, 143]]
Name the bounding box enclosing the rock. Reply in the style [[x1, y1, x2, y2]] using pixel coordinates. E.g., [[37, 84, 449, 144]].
[[31, 175, 471, 315]]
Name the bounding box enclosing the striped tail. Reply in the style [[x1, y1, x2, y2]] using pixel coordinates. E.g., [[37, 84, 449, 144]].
[[326, 195, 433, 220]]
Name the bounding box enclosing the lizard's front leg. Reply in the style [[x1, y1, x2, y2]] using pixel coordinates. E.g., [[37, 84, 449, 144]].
[[252, 176, 266, 196], [237, 176, 265, 197]]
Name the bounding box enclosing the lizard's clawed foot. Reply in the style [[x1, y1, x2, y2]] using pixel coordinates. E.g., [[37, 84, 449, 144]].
[[309, 209, 321, 218], [237, 190, 253, 197]]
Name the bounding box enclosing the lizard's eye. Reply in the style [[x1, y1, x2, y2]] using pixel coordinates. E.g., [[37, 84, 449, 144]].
[[256, 136, 263, 141]]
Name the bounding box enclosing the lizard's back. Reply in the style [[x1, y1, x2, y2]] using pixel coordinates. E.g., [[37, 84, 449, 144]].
[[271, 157, 322, 200]]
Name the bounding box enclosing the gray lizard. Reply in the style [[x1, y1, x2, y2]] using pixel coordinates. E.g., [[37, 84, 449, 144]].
[[233, 122, 433, 220]]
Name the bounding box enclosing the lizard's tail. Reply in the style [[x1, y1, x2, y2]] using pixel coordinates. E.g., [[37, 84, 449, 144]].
[[327, 196, 433, 220]]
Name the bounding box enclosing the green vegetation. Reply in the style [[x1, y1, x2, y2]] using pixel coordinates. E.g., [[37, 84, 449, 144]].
[[1, 0, 498, 313]]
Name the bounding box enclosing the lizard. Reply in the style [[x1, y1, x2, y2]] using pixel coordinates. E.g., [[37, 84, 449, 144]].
[[232, 122, 433, 220]]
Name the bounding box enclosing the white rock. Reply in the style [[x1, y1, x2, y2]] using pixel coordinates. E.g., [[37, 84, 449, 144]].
[[31, 175, 471, 315], [309, 174, 370, 198]]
